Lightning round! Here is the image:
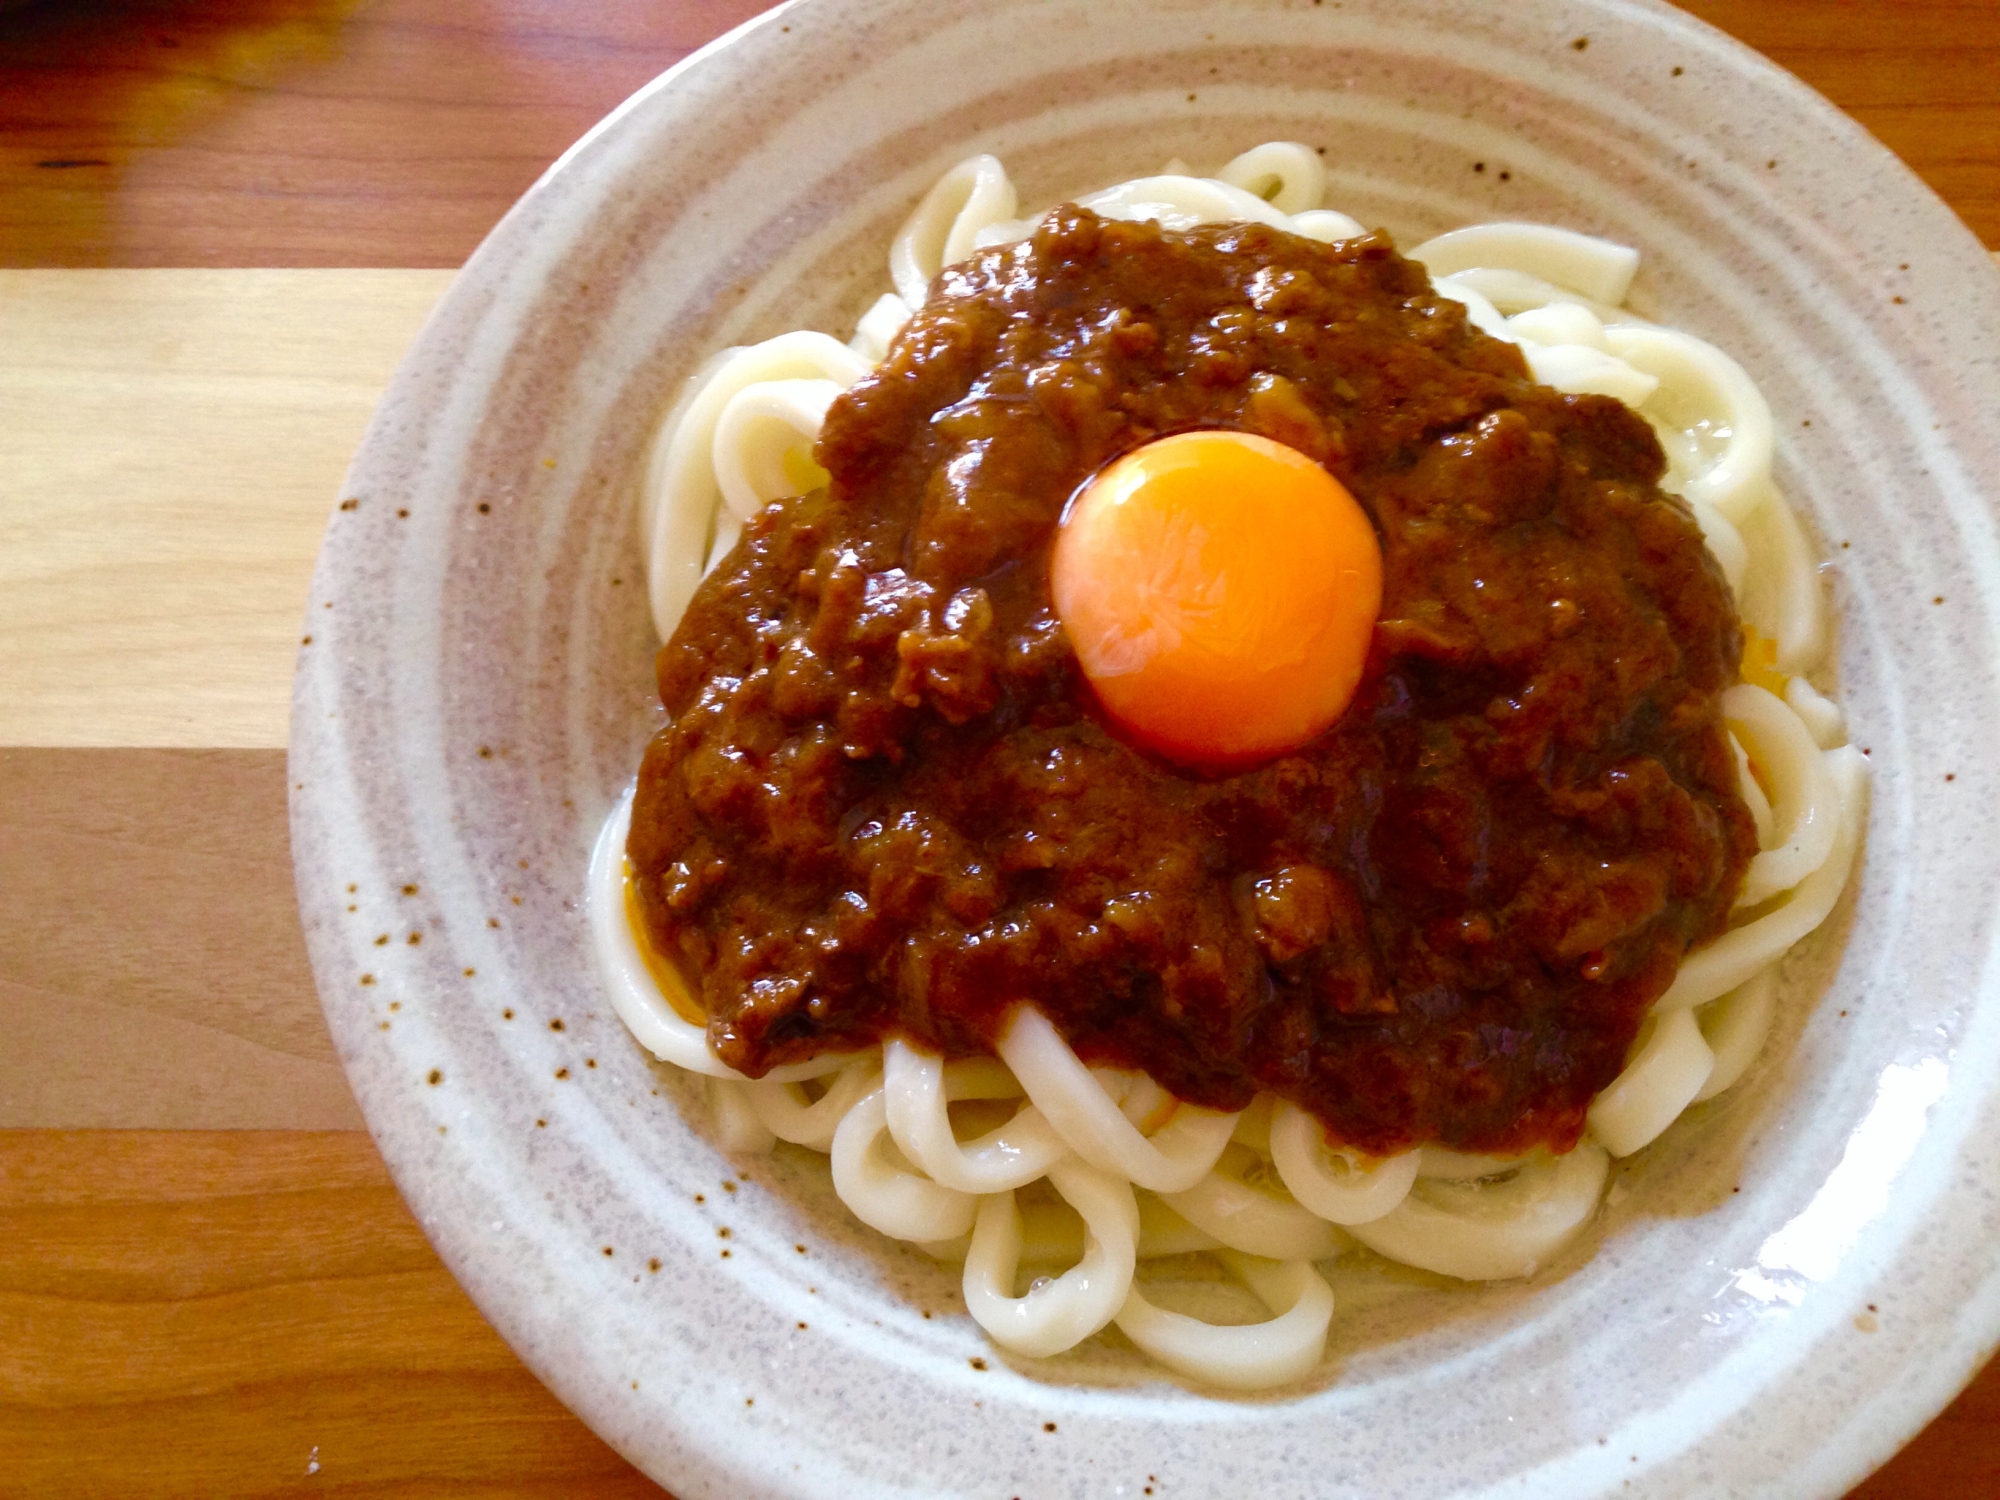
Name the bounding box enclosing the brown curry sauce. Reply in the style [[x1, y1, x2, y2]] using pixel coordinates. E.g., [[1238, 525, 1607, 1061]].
[[627, 206, 1754, 1156]]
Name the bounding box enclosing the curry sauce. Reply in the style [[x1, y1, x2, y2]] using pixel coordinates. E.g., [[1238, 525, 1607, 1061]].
[[627, 206, 1754, 1155]]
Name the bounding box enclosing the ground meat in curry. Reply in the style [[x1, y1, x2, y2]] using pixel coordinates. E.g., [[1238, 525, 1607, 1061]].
[[627, 205, 1756, 1156]]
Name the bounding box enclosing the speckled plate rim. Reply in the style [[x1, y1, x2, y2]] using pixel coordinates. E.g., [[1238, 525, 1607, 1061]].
[[291, 2, 2000, 1496]]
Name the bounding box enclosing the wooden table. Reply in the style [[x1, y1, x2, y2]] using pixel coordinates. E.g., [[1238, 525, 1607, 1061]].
[[2, 1, 1995, 1493]]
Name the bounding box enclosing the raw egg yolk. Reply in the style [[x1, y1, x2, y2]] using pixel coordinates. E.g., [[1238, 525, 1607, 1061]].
[[1051, 429, 1383, 769]]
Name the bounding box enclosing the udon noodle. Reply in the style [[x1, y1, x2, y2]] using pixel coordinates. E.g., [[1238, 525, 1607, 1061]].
[[590, 144, 1868, 1389]]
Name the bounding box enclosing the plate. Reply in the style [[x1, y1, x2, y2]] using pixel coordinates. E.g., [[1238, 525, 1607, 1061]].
[[289, 1, 2000, 1494]]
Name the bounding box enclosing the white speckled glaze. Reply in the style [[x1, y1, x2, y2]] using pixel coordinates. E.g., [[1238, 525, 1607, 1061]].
[[290, 1, 2000, 1495]]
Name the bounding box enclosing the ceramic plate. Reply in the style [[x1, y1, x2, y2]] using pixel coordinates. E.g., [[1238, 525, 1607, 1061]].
[[290, 1, 2000, 1494]]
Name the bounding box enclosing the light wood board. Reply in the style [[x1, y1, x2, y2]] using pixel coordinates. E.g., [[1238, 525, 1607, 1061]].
[[0, 269, 452, 749]]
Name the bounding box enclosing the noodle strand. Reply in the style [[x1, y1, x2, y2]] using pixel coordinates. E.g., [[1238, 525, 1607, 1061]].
[[883, 1040, 1069, 1193], [830, 1083, 979, 1242], [1344, 1145, 1611, 1281], [998, 1007, 1239, 1193], [1159, 1143, 1347, 1260], [1113, 1251, 1334, 1389], [963, 1156, 1139, 1358], [1268, 1101, 1420, 1225]]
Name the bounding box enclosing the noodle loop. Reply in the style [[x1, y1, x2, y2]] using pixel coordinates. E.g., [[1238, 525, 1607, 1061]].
[[883, 1040, 1067, 1193], [1409, 223, 1641, 304], [1159, 1144, 1346, 1261], [1113, 1251, 1334, 1390], [1215, 141, 1327, 215], [1692, 968, 1780, 1102], [1657, 747, 1868, 1012], [831, 1084, 978, 1242], [1726, 683, 1840, 910], [711, 378, 843, 524], [747, 1057, 884, 1151], [1268, 1101, 1419, 1225], [890, 154, 1018, 307], [1587, 1008, 1716, 1159], [642, 331, 869, 638], [963, 1157, 1139, 1358], [998, 1008, 1238, 1193], [1606, 325, 1774, 524], [1345, 1145, 1611, 1280]]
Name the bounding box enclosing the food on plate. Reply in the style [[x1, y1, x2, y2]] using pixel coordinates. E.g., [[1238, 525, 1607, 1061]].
[[589, 143, 1867, 1389]]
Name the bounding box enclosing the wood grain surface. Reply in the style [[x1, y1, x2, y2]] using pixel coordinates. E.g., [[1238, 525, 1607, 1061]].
[[0, 0, 1993, 269], [0, 748, 359, 1129], [2, 0, 1996, 1494], [0, 1130, 667, 1498], [0, 269, 451, 748]]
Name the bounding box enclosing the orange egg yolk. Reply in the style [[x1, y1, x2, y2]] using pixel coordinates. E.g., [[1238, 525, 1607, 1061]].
[[1051, 429, 1383, 770]]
